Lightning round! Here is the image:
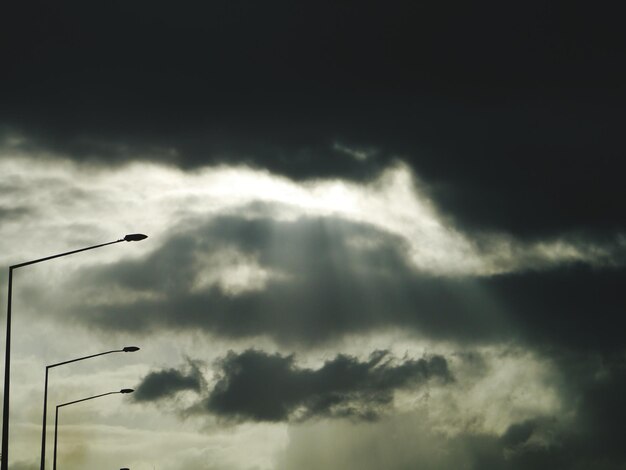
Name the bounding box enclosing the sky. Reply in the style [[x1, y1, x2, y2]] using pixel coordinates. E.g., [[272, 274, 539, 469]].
[[1, 2, 626, 469]]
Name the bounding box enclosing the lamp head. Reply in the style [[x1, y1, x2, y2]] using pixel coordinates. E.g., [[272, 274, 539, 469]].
[[120, 388, 135, 394], [124, 233, 148, 242], [122, 346, 140, 352]]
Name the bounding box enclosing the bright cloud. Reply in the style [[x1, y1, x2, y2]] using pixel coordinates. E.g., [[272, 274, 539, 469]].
[[0, 151, 621, 278]]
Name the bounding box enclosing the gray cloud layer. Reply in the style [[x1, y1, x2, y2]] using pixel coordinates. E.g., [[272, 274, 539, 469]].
[[63, 214, 626, 353], [134, 361, 204, 402], [67, 215, 510, 345], [134, 349, 451, 422], [206, 349, 451, 421]]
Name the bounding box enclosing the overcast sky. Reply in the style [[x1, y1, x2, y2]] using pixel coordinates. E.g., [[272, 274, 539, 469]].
[[1, 2, 626, 469]]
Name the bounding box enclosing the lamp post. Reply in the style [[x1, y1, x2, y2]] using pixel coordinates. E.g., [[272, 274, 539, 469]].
[[53, 389, 134, 470], [1, 234, 147, 470], [40, 347, 140, 470]]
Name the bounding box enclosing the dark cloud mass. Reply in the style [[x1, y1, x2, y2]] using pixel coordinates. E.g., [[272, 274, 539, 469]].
[[2, 2, 626, 236], [68, 216, 511, 346], [156, 349, 450, 422], [208, 349, 450, 421], [65, 215, 626, 353], [134, 362, 203, 402], [499, 419, 537, 448]]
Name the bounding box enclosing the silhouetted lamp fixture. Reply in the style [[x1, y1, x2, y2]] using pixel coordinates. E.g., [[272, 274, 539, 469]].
[[2, 234, 147, 470], [53, 389, 135, 470], [124, 234, 148, 242], [40, 347, 141, 470]]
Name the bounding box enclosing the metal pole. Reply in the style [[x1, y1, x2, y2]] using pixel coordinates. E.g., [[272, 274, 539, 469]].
[[40, 367, 50, 470], [53, 406, 59, 470], [1, 268, 13, 470]]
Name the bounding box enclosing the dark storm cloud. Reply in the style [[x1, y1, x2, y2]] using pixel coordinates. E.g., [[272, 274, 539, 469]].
[[63, 214, 626, 352], [3, 2, 625, 237], [69, 215, 511, 346], [489, 264, 626, 352], [130, 349, 451, 423], [548, 353, 626, 465], [134, 361, 204, 402], [499, 419, 538, 448], [206, 349, 451, 422]]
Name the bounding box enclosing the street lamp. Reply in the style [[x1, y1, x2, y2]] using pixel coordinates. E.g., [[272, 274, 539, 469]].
[[41, 347, 141, 470], [1, 234, 147, 470], [53, 389, 134, 470]]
